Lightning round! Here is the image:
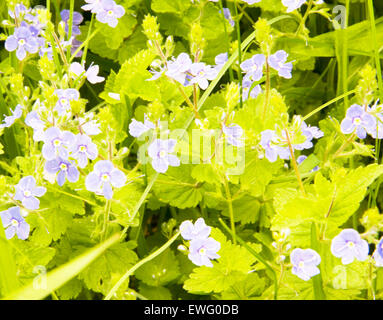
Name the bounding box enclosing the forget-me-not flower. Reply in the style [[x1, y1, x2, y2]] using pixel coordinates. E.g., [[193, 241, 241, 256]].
[[42, 127, 75, 161], [180, 218, 211, 241], [5, 22, 39, 60], [0, 104, 23, 128], [268, 50, 293, 79], [95, 0, 125, 28], [14, 176, 46, 210], [69, 134, 98, 168], [188, 237, 221, 267], [54, 89, 80, 115], [148, 139, 180, 173], [331, 229, 369, 265], [373, 237, 383, 267], [0, 207, 30, 240], [340, 104, 376, 139], [129, 116, 156, 138], [85, 160, 126, 199], [240, 54, 265, 82], [291, 248, 321, 281], [282, 0, 307, 12], [45, 157, 80, 186]]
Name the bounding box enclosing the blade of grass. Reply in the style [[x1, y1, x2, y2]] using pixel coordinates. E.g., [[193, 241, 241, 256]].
[[0, 226, 19, 297], [4, 233, 120, 300], [310, 222, 326, 300]]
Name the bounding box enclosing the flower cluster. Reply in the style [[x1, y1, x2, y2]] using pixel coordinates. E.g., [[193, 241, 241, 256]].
[[180, 218, 220, 267], [150, 52, 222, 90], [82, 0, 125, 28], [289, 228, 375, 281], [340, 103, 383, 140], [260, 119, 323, 162], [240, 50, 293, 101]]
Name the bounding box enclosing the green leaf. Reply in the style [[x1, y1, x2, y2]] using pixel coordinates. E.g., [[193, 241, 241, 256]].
[[183, 228, 257, 294], [153, 166, 203, 209], [5, 233, 121, 300], [79, 242, 138, 295], [135, 249, 180, 286], [272, 164, 383, 244]]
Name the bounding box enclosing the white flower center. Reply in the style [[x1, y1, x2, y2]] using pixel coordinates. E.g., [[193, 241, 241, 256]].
[[53, 139, 61, 147], [353, 117, 362, 125], [79, 145, 87, 153], [199, 248, 206, 255], [298, 261, 305, 268], [159, 150, 167, 158], [60, 163, 68, 171], [60, 98, 69, 106], [18, 39, 25, 46], [101, 174, 110, 182], [23, 190, 31, 197], [107, 10, 114, 16], [347, 241, 355, 248], [11, 219, 19, 227]]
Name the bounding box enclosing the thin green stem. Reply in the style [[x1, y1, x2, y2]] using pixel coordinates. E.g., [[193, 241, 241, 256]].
[[81, 14, 95, 65], [285, 128, 306, 197], [66, 0, 75, 62], [302, 89, 357, 121], [104, 230, 181, 300], [263, 60, 270, 121], [233, 0, 243, 108], [223, 177, 236, 244], [120, 172, 159, 240], [218, 0, 234, 82]]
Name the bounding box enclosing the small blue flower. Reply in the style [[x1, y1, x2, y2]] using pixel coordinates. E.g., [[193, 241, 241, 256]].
[[260, 130, 290, 162], [290, 248, 321, 281], [188, 237, 221, 267], [331, 229, 369, 265], [282, 0, 307, 12], [268, 50, 293, 79], [214, 53, 228, 73], [341, 104, 376, 139], [373, 237, 383, 267], [222, 123, 244, 147], [54, 89, 80, 115], [45, 157, 80, 186], [14, 176, 46, 210], [82, 0, 104, 13], [240, 54, 265, 82], [5, 22, 40, 60], [0, 104, 23, 128], [180, 218, 211, 241], [42, 127, 75, 161], [189, 63, 217, 90], [165, 53, 193, 86], [148, 139, 180, 173], [85, 160, 126, 199], [95, 0, 125, 28], [129, 116, 156, 138], [0, 207, 30, 240], [220, 7, 234, 27], [293, 121, 323, 150], [69, 134, 98, 168], [60, 10, 83, 36], [25, 111, 45, 141]]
